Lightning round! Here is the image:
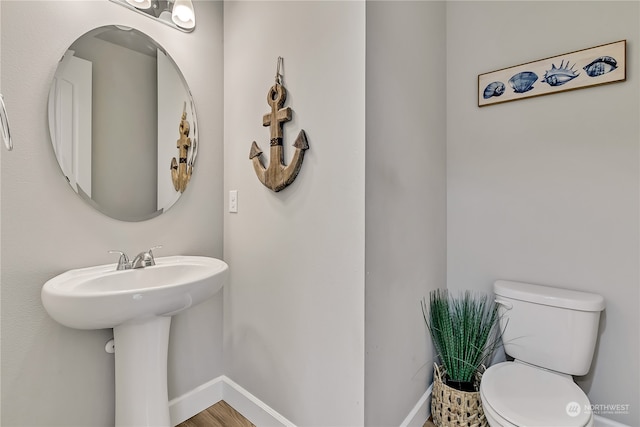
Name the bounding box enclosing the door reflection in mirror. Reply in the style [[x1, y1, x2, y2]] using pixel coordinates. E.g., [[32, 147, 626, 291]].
[[48, 25, 197, 221]]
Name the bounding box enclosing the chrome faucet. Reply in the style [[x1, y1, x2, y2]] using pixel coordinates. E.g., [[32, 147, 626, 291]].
[[109, 246, 162, 270], [108, 250, 131, 270], [131, 246, 162, 269]]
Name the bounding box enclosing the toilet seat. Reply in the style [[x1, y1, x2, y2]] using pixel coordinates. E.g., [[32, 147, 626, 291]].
[[480, 362, 592, 427]]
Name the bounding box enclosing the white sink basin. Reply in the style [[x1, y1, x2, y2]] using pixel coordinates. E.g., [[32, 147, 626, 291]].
[[41, 255, 228, 427], [42, 255, 227, 330]]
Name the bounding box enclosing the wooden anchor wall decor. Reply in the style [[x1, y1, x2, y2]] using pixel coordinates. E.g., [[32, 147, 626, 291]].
[[171, 102, 193, 193], [249, 57, 309, 192]]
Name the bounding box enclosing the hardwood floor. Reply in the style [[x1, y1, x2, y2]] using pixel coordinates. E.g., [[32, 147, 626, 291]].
[[176, 401, 255, 427], [177, 401, 436, 427], [423, 416, 437, 427]]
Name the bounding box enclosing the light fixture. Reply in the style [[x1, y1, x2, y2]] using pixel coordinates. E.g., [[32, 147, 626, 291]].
[[171, 0, 195, 30], [125, 0, 151, 9], [158, 3, 172, 24], [108, 0, 196, 33]]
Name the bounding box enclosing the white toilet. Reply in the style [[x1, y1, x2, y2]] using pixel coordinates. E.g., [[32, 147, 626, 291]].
[[480, 280, 605, 427]]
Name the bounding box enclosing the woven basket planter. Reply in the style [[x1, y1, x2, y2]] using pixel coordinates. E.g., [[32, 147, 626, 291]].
[[431, 364, 488, 427]]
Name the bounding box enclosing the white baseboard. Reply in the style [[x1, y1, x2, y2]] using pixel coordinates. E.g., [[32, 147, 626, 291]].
[[169, 376, 224, 426], [221, 377, 297, 427], [170, 378, 629, 427], [399, 384, 433, 427], [169, 375, 296, 427]]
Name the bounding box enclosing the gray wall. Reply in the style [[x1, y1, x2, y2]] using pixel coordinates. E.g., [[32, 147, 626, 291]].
[[223, 2, 366, 426], [447, 2, 639, 425], [365, 2, 446, 425], [3, 1, 639, 426], [0, 1, 224, 425], [72, 34, 159, 218]]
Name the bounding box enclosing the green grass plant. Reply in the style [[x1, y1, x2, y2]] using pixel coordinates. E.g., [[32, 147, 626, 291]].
[[422, 289, 502, 385]]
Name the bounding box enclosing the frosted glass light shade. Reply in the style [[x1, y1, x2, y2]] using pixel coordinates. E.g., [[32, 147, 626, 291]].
[[172, 0, 195, 30], [159, 9, 172, 23], [125, 0, 151, 9], [109, 0, 195, 32]]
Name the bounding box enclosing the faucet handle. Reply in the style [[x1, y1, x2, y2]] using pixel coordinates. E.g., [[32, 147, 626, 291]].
[[147, 245, 162, 262], [147, 245, 162, 265], [108, 250, 131, 270], [131, 245, 162, 269]]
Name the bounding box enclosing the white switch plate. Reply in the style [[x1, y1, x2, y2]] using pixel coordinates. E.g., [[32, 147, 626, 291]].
[[229, 190, 238, 213]]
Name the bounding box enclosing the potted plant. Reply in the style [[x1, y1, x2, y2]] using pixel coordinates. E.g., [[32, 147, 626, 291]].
[[422, 289, 502, 427]]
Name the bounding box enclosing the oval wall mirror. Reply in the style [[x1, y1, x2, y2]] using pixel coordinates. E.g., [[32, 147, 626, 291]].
[[47, 25, 197, 221]]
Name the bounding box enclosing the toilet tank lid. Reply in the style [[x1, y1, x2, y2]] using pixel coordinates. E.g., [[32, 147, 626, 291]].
[[494, 280, 605, 312]]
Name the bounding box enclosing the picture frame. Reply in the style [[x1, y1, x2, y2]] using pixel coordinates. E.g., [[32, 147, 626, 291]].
[[478, 40, 626, 107]]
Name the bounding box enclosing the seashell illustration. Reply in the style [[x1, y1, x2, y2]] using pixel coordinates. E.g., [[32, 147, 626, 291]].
[[541, 60, 579, 86], [483, 81, 506, 99], [583, 56, 618, 77], [508, 71, 538, 93]]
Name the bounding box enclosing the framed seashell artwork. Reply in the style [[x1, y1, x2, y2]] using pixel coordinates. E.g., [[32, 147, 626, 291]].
[[478, 40, 626, 107]]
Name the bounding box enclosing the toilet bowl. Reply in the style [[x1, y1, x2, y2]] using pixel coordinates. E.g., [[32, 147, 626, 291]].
[[480, 362, 593, 427], [480, 280, 604, 427]]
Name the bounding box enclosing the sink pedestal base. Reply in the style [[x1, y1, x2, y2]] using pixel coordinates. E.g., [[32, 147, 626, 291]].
[[114, 316, 172, 427]]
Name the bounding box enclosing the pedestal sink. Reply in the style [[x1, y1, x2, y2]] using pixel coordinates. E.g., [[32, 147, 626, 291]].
[[41, 255, 228, 427]]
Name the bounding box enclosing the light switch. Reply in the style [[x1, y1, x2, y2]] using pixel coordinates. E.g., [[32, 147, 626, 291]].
[[229, 190, 238, 213]]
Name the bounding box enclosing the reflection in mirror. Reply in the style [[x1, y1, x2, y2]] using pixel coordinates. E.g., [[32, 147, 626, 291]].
[[48, 25, 197, 221]]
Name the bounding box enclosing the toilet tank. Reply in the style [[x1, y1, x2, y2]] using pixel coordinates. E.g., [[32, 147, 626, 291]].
[[494, 280, 604, 376]]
